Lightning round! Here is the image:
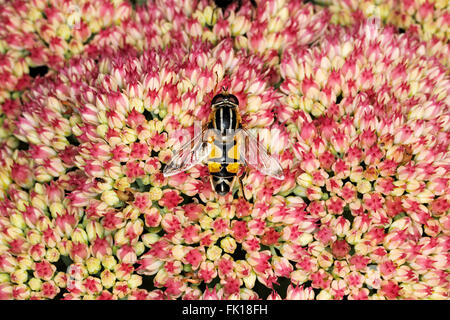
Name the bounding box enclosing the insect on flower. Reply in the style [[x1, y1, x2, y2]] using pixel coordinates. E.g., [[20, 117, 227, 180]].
[[115, 187, 136, 203], [163, 89, 284, 199]]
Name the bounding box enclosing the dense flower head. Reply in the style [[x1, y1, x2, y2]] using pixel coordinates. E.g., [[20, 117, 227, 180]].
[[325, 0, 450, 66], [0, 0, 132, 103], [0, 0, 449, 300], [328, 0, 449, 42]]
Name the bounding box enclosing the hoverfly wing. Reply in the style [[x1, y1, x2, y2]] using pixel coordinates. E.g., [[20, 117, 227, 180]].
[[163, 128, 212, 177], [238, 127, 284, 180]]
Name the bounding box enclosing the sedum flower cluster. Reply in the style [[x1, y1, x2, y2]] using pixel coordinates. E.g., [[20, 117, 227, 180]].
[[0, 0, 132, 102], [0, 0, 448, 300], [324, 0, 449, 67]]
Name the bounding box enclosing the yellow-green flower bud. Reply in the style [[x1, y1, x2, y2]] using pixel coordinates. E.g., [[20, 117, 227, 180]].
[[34, 166, 53, 183], [290, 270, 308, 285], [130, 98, 144, 113], [203, 6, 217, 26], [297, 173, 313, 188], [172, 245, 186, 261], [114, 177, 130, 192], [102, 255, 117, 270], [206, 202, 220, 218], [142, 233, 160, 247], [154, 268, 169, 285], [45, 248, 60, 263], [0, 169, 12, 191], [199, 215, 213, 230], [31, 193, 47, 211], [391, 180, 405, 196], [123, 205, 140, 221], [100, 269, 116, 289], [82, 294, 97, 300], [114, 228, 127, 246], [96, 124, 109, 138], [128, 274, 142, 289], [416, 189, 434, 203], [71, 227, 88, 244], [134, 242, 145, 256], [149, 187, 162, 201], [206, 245, 222, 261], [56, 24, 71, 40], [318, 251, 334, 269], [356, 179, 372, 194], [28, 278, 42, 291], [89, 18, 102, 34], [11, 269, 28, 284], [49, 202, 65, 218], [231, 15, 250, 36], [243, 272, 256, 289], [27, 230, 42, 245], [220, 237, 237, 254], [311, 102, 325, 117], [0, 273, 10, 283], [10, 213, 26, 230], [86, 221, 104, 242], [53, 272, 67, 288], [86, 257, 102, 274], [317, 289, 333, 300], [101, 190, 121, 207], [121, 128, 137, 144], [298, 233, 313, 246], [17, 254, 34, 270]]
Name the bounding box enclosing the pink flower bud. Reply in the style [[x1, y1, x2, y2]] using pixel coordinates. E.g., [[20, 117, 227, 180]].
[[29, 243, 46, 261], [0, 253, 18, 273], [70, 242, 89, 262], [198, 261, 217, 284], [11, 163, 33, 189], [117, 244, 137, 264], [41, 281, 59, 299], [331, 239, 350, 259], [286, 285, 315, 300], [34, 260, 56, 281]]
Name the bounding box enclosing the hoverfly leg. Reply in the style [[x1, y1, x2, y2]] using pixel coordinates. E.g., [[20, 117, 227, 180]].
[[229, 175, 244, 200], [238, 167, 250, 201], [238, 175, 246, 200], [209, 175, 215, 194]]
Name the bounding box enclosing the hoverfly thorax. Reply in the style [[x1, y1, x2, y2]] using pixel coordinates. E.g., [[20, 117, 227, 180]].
[[210, 93, 241, 136]]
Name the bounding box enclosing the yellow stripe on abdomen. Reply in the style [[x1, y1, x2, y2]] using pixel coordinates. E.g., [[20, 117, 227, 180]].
[[208, 162, 222, 173], [226, 163, 240, 173]]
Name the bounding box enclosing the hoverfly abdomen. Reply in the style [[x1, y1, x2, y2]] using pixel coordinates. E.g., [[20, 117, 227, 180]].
[[210, 167, 236, 196], [207, 92, 243, 195], [208, 134, 242, 195]]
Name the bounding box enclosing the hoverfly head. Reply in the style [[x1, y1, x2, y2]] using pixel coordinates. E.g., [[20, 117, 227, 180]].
[[211, 90, 239, 109]]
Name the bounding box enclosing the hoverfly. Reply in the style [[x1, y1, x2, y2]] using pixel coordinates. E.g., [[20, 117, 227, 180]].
[[163, 90, 284, 198]]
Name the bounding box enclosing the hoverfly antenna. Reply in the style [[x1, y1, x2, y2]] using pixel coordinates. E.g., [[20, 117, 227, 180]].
[[222, 86, 229, 93]]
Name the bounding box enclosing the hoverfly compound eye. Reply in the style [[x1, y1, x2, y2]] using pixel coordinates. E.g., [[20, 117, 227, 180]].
[[211, 93, 239, 108], [211, 94, 225, 106], [227, 94, 239, 106]]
